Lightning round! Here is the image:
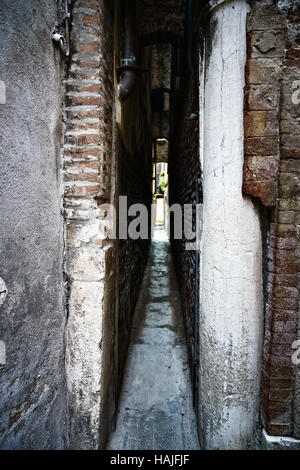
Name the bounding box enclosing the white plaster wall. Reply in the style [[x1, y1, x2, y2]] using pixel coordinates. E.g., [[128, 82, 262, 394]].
[[199, 0, 264, 449]]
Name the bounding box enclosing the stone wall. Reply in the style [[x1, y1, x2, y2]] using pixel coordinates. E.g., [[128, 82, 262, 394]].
[[0, 0, 66, 449], [243, 0, 300, 440]]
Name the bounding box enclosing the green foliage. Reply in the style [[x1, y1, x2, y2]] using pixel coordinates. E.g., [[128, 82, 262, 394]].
[[158, 172, 167, 193]]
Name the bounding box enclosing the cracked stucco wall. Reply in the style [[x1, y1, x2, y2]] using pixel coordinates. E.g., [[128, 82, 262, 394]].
[[0, 0, 67, 449]]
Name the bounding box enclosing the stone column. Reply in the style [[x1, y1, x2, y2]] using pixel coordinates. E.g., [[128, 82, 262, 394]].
[[199, 0, 264, 449]]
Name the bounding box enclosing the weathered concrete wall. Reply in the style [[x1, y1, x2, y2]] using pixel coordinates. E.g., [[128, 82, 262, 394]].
[[0, 0, 66, 449], [199, 0, 264, 449]]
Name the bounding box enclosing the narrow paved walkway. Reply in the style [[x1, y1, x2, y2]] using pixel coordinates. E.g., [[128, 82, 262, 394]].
[[107, 228, 200, 450]]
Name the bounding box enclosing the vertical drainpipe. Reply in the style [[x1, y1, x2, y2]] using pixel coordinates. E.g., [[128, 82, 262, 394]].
[[118, 0, 138, 102], [193, 177, 200, 410], [187, 0, 195, 80]]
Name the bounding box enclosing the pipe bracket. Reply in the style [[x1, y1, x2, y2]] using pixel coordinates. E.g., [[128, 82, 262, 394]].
[[117, 65, 148, 82], [51, 0, 72, 57]]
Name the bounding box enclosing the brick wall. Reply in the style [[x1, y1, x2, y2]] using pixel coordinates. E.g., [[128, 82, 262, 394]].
[[117, 147, 152, 391], [113, 0, 153, 395], [139, 0, 185, 39], [63, 0, 116, 449], [169, 34, 202, 388], [243, 0, 300, 438]]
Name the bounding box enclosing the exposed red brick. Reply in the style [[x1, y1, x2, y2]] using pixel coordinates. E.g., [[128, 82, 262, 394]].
[[269, 389, 293, 402], [266, 282, 298, 299], [65, 133, 101, 146], [265, 423, 293, 436], [65, 147, 101, 159], [244, 110, 278, 137], [66, 83, 101, 94], [263, 362, 294, 380], [66, 123, 100, 133], [279, 184, 300, 198], [265, 304, 297, 323], [83, 13, 100, 26], [244, 137, 278, 156], [280, 147, 300, 159], [286, 48, 300, 60], [242, 180, 277, 207], [243, 155, 278, 182], [269, 236, 298, 250], [64, 172, 100, 183], [75, 41, 100, 53], [272, 321, 297, 334], [67, 95, 100, 107], [66, 111, 101, 123], [75, 0, 99, 8], [74, 185, 99, 197]]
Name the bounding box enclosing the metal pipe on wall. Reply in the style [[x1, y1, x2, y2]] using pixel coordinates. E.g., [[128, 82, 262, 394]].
[[118, 0, 137, 101], [193, 177, 200, 409]]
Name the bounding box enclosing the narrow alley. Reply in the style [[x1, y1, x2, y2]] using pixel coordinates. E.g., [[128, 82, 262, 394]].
[[1, 0, 300, 452], [108, 228, 200, 450]]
